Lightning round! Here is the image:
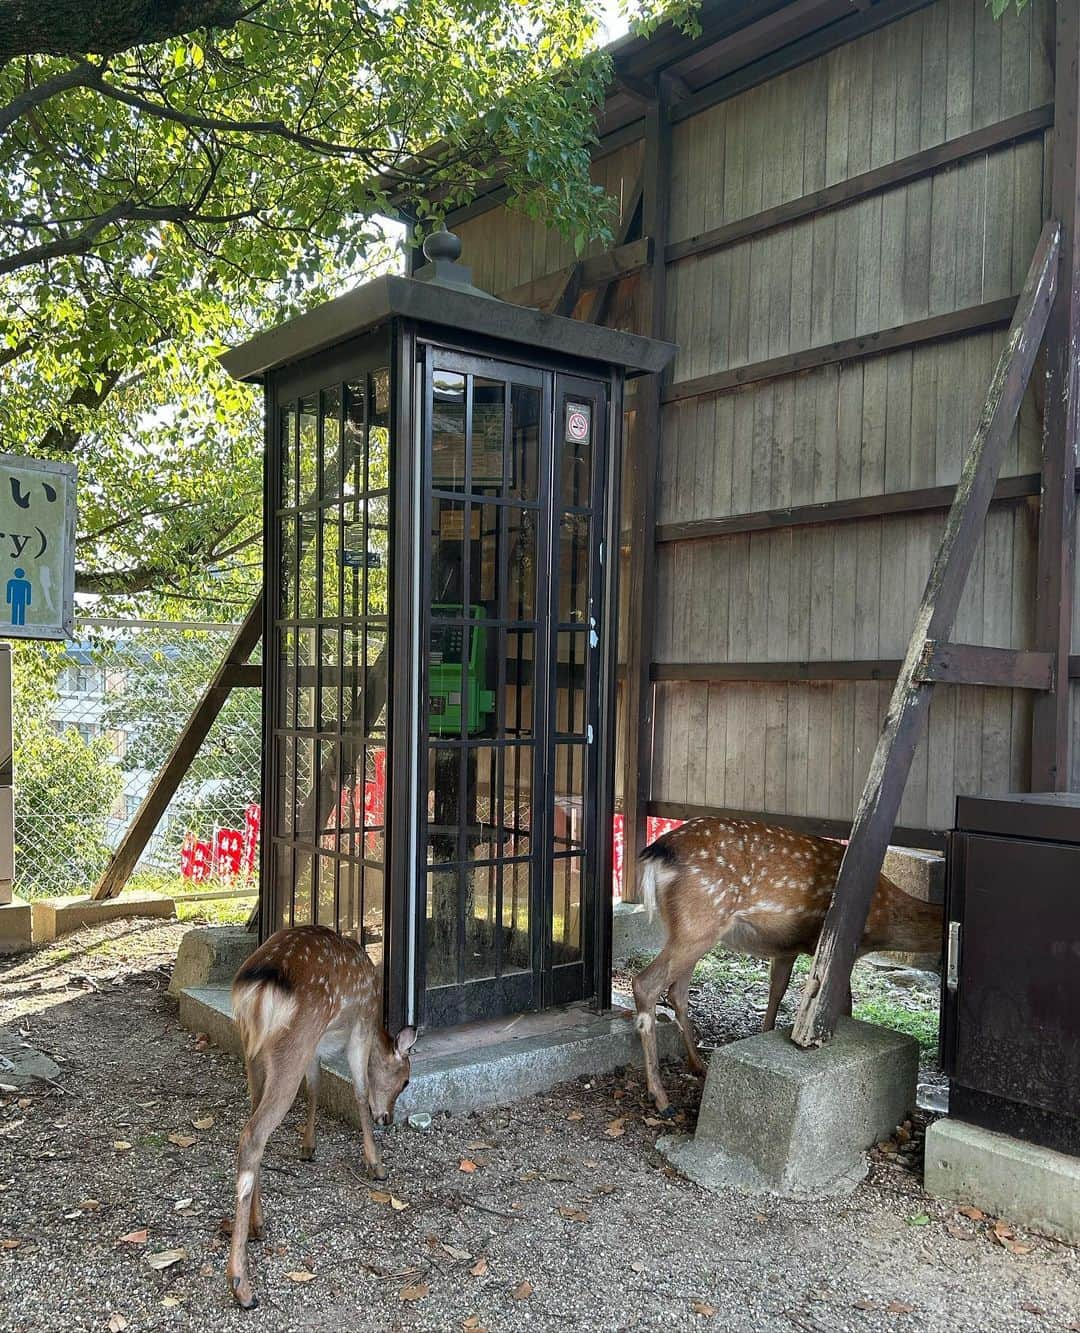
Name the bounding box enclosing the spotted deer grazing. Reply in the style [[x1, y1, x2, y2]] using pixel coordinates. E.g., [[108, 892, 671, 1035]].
[[631, 818, 943, 1113], [227, 924, 417, 1310]]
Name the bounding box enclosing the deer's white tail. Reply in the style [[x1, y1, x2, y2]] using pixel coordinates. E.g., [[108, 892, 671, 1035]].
[[232, 979, 298, 1059], [639, 846, 680, 921]]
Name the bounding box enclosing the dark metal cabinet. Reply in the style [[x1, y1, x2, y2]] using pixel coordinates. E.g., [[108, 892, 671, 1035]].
[[943, 793, 1080, 1156]]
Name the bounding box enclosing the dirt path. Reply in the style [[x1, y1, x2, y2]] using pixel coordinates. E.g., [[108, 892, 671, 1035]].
[[0, 920, 1077, 1332]]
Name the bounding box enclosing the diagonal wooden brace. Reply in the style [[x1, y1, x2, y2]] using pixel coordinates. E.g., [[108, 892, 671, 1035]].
[[790, 217, 1062, 1048]]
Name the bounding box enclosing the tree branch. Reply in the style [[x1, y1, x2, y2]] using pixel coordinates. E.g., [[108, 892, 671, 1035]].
[[0, 59, 95, 136], [0, 1, 261, 63]]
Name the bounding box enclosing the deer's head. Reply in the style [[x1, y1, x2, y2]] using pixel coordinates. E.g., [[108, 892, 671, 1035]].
[[368, 1026, 417, 1125]]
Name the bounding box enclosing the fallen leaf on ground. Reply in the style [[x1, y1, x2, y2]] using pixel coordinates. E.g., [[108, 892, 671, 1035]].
[[77, 1199, 101, 1213], [286, 1271, 316, 1283], [441, 1244, 471, 1262], [146, 1248, 186, 1270], [399, 1283, 429, 1302], [886, 1300, 914, 1313], [567, 1111, 584, 1121], [643, 1116, 666, 1127], [630, 1261, 645, 1274], [470, 1257, 488, 1277], [173, 1199, 193, 1213], [945, 1225, 970, 1240], [0, 1238, 20, 1249], [753, 1213, 768, 1223], [466, 1141, 494, 1150], [958, 1206, 986, 1221], [459, 1159, 478, 1173], [906, 1213, 930, 1227], [691, 1301, 717, 1317], [604, 1118, 626, 1138], [462, 1318, 485, 1330], [582, 1159, 600, 1169], [107, 1316, 128, 1332], [167, 1134, 196, 1149], [191, 1116, 215, 1131], [390, 1197, 408, 1211], [112, 1141, 132, 1152], [161, 1296, 181, 1308], [118, 1229, 148, 1245], [369, 1190, 392, 1205], [1005, 1241, 1035, 1256], [511, 1280, 533, 1300], [853, 1299, 877, 1311], [1020, 1304, 1044, 1315]]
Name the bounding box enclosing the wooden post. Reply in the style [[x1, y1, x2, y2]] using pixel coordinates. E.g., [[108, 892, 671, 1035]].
[[621, 92, 670, 903], [790, 219, 1061, 1048], [91, 596, 263, 900], [1032, 0, 1080, 791]]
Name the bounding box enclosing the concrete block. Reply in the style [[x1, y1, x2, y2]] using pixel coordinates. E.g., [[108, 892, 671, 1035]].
[[659, 1018, 919, 1198], [168, 925, 257, 998], [0, 879, 12, 908], [31, 892, 174, 943], [925, 1118, 1080, 1245], [178, 984, 684, 1121], [612, 901, 666, 965], [883, 845, 945, 905], [0, 896, 33, 953]]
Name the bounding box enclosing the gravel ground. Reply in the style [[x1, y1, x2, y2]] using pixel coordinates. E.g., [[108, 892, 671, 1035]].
[[1, 919, 1079, 1333]]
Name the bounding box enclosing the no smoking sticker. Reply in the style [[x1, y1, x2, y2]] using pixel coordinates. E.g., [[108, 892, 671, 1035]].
[[565, 403, 591, 445]]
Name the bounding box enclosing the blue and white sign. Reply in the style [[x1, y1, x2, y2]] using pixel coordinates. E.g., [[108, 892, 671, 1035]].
[[0, 454, 76, 640]]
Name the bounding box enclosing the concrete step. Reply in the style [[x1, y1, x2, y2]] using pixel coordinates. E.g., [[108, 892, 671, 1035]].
[[178, 985, 683, 1125]]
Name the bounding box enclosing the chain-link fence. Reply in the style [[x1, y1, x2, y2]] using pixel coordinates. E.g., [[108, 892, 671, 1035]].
[[13, 619, 262, 901]]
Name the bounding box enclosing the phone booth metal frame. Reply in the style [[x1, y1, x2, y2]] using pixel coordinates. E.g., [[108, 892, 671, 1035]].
[[223, 237, 675, 1034]]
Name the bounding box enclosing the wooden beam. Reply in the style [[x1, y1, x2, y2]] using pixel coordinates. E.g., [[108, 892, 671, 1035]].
[[92, 596, 264, 901], [651, 651, 1065, 687], [655, 471, 1057, 545], [916, 643, 1055, 691], [646, 800, 947, 854], [666, 105, 1054, 266], [220, 662, 262, 688], [550, 262, 585, 318], [498, 236, 651, 310], [663, 297, 1018, 404], [791, 217, 1061, 1048], [621, 91, 671, 904], [1032, 0, 1080, 791], [652, 659, 902, 683], [580, 164, 645, 327]]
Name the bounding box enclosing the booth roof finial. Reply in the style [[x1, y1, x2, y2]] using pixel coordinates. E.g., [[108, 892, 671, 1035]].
[[422, 224, 462, 265]]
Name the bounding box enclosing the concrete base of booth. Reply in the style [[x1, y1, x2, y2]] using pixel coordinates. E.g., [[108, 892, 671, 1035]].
[[31, 892, 175, 943], [658, 1018, 919, 1198], [0, 896, 33, 953], [178, 982, 684, 1121], [925, 1118, 1080, 1245]]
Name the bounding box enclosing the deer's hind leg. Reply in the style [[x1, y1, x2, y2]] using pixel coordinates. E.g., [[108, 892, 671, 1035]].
[[667, 963, 706, 1076], [228, 1031, 312, 1310], [632, 933, 711, 1113], [244, 1051, 268, 1240], [300, 1052, 321, 1162]]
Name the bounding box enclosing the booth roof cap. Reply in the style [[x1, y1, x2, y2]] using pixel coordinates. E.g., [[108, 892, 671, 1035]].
[[220, 271, 676, 382]]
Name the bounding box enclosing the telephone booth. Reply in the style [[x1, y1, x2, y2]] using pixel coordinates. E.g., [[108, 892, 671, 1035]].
[[222, 230, 675, 1033]]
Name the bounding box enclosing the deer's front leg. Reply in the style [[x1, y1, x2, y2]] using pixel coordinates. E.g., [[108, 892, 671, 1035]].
[[345, 1028, 387, 1180]]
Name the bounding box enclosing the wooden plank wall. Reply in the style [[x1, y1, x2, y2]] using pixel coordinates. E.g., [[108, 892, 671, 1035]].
[[653, 0, 1053, 839], [454, 0, 1067, 840]]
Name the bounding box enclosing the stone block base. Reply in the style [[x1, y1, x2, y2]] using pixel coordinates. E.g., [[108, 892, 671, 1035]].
[[31, 892, 174, 943], [167, 925, 257, 998], [611, 901, 666, 965], [925, 1118, 1080, 1245], [0, 896, 33, 953], [660, 1018, 919, 1197]]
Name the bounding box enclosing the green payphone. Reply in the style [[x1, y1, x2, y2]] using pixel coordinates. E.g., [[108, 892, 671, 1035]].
[[428, 605, 495, 735]]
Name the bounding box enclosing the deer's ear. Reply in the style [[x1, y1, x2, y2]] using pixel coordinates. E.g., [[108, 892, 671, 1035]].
[[395, 1026, 417, 1056]]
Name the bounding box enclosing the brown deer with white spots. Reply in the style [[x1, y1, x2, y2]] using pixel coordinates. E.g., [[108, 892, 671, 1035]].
[[226, 924, 416, 1310], [631, 819, 942, 1113]]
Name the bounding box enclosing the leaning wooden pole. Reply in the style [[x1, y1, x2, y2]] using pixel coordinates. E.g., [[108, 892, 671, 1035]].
[[790, 218, 1061, 1048], [92, 596, 263, 901]]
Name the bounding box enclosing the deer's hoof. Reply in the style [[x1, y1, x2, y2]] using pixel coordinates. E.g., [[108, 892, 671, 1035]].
[[369, 1162, 388, 1181], [299, 1144, 315, 1162], [249, 1221, 265, 1242], [656, 1103, 677, 1120], [230, 1274, 259, 1310]]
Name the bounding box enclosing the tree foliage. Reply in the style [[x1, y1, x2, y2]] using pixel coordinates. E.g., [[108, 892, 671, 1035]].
[[0, 0, 641, 614]]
